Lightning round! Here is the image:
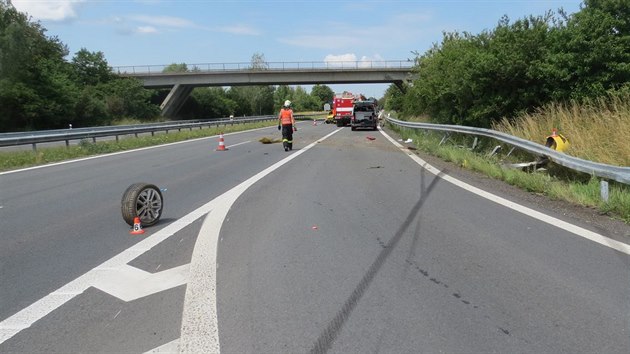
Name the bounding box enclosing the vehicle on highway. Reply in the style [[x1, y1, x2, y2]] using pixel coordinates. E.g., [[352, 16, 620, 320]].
[[332, 92, 354, 127], [351, 100, 378, 131], [325, 110, 335, 124]]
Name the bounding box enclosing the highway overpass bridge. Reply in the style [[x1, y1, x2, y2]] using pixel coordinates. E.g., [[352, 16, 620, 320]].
[[115, 60, 415, 118]]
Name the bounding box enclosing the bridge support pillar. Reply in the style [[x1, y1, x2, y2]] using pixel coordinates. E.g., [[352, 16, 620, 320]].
[[394, 81, 407, 94], [161, 84, 194, 118]]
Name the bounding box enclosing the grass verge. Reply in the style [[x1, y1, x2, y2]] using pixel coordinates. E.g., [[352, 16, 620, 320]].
[[389, 124, 630, 223], [0, 121, 276, 172]]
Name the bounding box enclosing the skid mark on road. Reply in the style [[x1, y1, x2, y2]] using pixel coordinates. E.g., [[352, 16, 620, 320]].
[[310, 170, 443, 354]]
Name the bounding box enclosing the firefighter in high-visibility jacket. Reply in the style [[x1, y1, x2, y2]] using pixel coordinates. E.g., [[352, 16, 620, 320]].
[[278, 100, 296, 151]]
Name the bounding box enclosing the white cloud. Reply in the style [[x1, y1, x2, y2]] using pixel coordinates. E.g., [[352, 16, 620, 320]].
[[324, 54, 387, 68], [131, 15, 196, 28], [136, 26, 158, 34], [324, 53, 357, 65], [12, 0, 85, 21], [218, 25, 260, 36], [358, 54, 386, 68]]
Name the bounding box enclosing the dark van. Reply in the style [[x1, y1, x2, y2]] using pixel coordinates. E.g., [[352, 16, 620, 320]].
[[351, 101, 378, 131]]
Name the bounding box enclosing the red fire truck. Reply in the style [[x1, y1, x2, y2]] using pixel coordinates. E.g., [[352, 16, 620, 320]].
[[332, 92, 355, 127]]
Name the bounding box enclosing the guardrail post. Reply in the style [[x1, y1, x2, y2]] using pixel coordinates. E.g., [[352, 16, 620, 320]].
[[65, 140, 70, 147], [471, 137, 478, 150], [488, 145, 502, 157], [600, 180, 609, 202], [32, 143, 37, 151], [92, 137, 96, 143], [439, 133, 450, 146]]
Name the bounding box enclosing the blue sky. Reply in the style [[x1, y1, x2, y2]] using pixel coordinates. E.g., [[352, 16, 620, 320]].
[[13, 0, 583, 98]]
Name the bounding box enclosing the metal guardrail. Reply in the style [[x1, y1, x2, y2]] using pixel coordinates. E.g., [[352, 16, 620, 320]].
[[0, 114, 321, 150], [112, 60, 414, 75], [386, 117, 630, 185]]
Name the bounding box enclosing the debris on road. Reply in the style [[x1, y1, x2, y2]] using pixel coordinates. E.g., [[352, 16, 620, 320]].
[[259, 137, 282, 144]]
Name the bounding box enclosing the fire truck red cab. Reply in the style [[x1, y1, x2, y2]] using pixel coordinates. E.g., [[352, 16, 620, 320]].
[[333, 92, 355, 127]]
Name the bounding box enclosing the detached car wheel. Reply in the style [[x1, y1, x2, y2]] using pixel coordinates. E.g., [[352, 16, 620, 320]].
[[121, 183, 163, 227]]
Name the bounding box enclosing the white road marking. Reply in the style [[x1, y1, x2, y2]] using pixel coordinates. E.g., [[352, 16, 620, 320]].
[[92, 264, 189, 302], [8, 126, 621, 351], [0, 208, 211, 343], [379, 129, 630, 255], [145, 339, 179, 353], [222, 140, 250, 149], [0, 127, 341, 346], [178, 128, 343, 354]]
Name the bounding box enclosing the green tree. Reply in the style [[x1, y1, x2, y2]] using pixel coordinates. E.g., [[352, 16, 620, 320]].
[[382, 83, 406, 112], [550, 0, 630, 99], [0, 1, 78, 131], [73, 85, 110, 127], [251, 85, 275, 115], [407, 12, 561, 126], [291, 86, 320, 111], [99, 78, 159, 119], [250, 52, 269, 70], [162, 63, 188, 73], [310, 84, 334, 109], [71, 48, 113, 86], [274, 85, 293, 111], [226, 86, 253, 116], [180, 87, 238, 119]]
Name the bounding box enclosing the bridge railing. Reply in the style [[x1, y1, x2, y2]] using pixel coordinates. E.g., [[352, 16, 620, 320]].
[[113, 60, 414, 75]]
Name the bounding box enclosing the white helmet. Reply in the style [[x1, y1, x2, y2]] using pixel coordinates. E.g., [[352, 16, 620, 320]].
[[284, 100, 291, 107]]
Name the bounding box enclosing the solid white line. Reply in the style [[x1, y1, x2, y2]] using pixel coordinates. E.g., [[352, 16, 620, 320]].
[[0, 127, 341, 346], [178, 128, 343, 354], [378, 129, 630, 255], [223, 140, 250, 149]]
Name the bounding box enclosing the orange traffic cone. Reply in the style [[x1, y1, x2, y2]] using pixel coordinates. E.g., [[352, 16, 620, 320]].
[[216, 133, 228, 151], [130, 216, 145, 235]]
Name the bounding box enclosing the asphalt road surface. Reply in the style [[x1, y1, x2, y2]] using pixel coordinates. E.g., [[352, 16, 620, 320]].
[[1, 121, 629, 353]]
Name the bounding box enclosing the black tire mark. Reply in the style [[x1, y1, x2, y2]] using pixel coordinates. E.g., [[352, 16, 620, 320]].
[[309, 170, 444, 354]]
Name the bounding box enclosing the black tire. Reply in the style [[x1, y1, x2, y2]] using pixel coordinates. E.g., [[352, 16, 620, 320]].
[[336, 120, 342, 127], [121, 183, 163, 227], [351, 126, 356, 131]]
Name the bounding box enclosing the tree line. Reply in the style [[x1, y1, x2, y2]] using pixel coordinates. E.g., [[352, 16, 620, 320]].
[[0, 1, 158, 132], [0, 1, 336, 132], [7, 0, 624, 133], [381, 0, 630, 128]]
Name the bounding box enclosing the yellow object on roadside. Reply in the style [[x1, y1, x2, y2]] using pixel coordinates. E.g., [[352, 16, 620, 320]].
[[545, 128, 570, 152]]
